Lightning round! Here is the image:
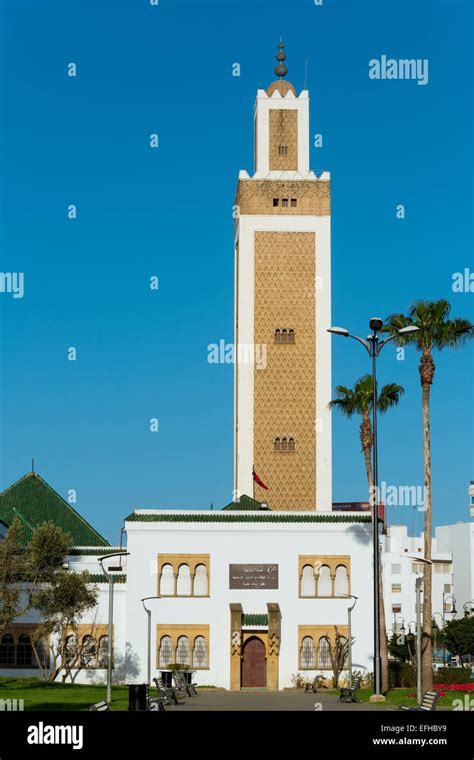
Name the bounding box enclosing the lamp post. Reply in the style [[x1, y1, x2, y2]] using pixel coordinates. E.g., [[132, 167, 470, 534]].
[[328, 319, 419, 700], [432, 612, 444, 666], [394, 616, 406, 639], [337, 594, 358, 687], [404, 555, 433, 704], [443, 594, 457, 619], [98, 551, 129, 704], [463, 601, 474, 618], [141, 596, 161, 686]]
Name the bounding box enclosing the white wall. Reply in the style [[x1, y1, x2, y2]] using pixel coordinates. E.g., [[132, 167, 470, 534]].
[[124, 513, 374, 688]]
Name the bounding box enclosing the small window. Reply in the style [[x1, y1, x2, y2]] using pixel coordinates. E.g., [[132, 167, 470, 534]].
[[391, 564, 401, 574], [281, 198, 288, 208], [193, 636, 208, 668], [443, 583, 451, 593], [80, 635, 96, 667], [0, 634, 15, 665], [159, 636, 173, 668], [280, 437, 288, 453], [288, 437, 295, 452], [176, 636, 190, 667], [274, 437, 281, 452], [281, 329, 288, 343], [290, 198, 297, 207], [392, 604, 402, 614], [278, 146, 288, 156], [317, 637, 332, 669], [17, 634, 33, 667], [274, 329, 281, 344], [288, 329, 295, 343], [273, 198, 279, 207], [392, 584, 402, 593]]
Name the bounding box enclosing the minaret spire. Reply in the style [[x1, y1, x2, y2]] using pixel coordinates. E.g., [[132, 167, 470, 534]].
[[274, 35, 288, 79]]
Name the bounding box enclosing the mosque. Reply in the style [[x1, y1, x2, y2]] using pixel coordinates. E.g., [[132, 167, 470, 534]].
[[0, 42, 375, 689]]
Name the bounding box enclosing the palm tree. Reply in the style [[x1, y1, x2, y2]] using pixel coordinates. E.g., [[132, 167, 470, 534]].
[[329, 374, 404, 693], [383, 299, 473, 694]]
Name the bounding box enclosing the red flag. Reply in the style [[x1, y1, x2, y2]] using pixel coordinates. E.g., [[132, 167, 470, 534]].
[[252, 468, 269, 490]]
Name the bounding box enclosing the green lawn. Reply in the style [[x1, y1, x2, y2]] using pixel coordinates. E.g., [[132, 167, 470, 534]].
[[0, 677, 459, 711], [0, 677, 129, 711]]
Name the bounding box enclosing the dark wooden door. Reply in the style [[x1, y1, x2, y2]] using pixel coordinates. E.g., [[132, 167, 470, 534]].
[[241, 636, 266, 688]]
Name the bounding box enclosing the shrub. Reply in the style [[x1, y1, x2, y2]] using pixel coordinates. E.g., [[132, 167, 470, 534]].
[[435, 667, 472, 684], [389, 661, 416, 687]]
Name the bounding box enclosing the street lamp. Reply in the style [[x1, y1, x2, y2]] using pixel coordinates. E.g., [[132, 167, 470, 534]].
[[98, 551, 129, 704], [337, 594, 358, 687], [141, 596, 161, 687], [394, 616, 406, 637], [443, 594, 457, 618], [328, 318, 419, 700], [463, 601, 474, 618], [404, 555, 433, 704]]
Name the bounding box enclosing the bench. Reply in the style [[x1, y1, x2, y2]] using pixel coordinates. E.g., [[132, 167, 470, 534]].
[[338, 678, 361, 703], [174, 670, 198, 697], [304, 675, 324, 693], [153, 676, 185, 706], [400, 690, 439, 712], [89, 700, 110, 711]]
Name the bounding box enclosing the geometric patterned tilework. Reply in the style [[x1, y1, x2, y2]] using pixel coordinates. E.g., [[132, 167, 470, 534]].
[[253, 231, 316, 510], [269, 109, 298, 171], [235, 180, 330, 217]]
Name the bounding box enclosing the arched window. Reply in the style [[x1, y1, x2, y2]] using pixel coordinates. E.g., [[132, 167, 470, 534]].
[[17, 634, 33, 666], [192, 636, 208, 668], [274, 329, 281, 344], [64, 634, 77, 666], [193, 564, 208, 596], [317, 565, 332, 597], [288, 329, 295, 343], [288, 437, 295, 452], [280, 438, 288, 453], [81, 635, 96, 667], [176, 636, 190, 667], [176, 564, 192, 596], [274, 438, 281, 452], [300, 564, 316, 597], [281, 329, 288, 343], [159, 635, 173, 668], [97, 636, 109, 667], [317, 637, 332, 669], [334, 565, 349, 597], [300, 636, 315, 669], [159, 563, 174, 596], [0, 634, 14, 665]]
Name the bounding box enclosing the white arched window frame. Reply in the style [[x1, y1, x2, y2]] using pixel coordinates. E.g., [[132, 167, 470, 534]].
[[300, 564, 316, 597], [317, 565, 333, 597], [192, 636, 208, 668], [317, 637, 332, 669], [300, 636, 315, 669], [159, 564, 174, 596], [176, 636, 190, 666], [159, 635, 173, 668], [193, 564, 208, 596], [176, 564, 192, 596], [334, 565, 349, 597]]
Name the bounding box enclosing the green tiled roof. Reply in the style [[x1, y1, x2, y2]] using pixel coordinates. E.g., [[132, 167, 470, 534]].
[[87, 574, 127, 584], [125, 513, 370, 524], [0, 473, 109, 547], [242, 614, 268, 626], [223, 494, 271, 511]]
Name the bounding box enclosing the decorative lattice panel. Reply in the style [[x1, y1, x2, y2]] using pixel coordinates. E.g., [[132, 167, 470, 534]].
[[253, 231, 316, 510], [269, 109, 298, 171]]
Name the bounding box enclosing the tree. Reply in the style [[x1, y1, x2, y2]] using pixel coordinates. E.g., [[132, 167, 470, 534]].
[[32, 571, 98, 682], [0, 517, 23, 632], [383, 300, 474, 692], [442, 617, 474, 666], [0, 518, 98, 681], [329, 374, 404, 694], [327, 630, 353, 688]]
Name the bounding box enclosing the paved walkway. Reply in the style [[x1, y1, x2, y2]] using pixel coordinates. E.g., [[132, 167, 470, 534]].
[[164, 690, 389, 711]]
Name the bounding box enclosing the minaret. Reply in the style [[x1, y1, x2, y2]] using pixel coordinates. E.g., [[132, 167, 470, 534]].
[[233, 40, 332, 511]]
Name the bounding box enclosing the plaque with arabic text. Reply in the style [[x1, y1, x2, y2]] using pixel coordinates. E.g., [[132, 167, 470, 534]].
[[229, 564, 279, 589]]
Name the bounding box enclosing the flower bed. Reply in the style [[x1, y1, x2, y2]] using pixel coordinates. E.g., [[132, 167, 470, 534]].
[[433, 683, 474, 697]]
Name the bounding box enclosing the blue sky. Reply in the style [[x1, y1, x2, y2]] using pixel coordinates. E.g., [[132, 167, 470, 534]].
[[0, 0, 472, 543]]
